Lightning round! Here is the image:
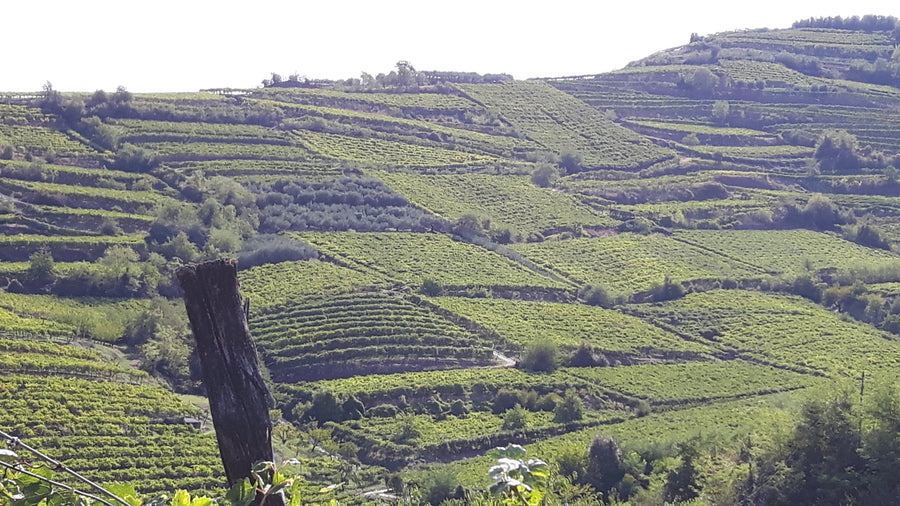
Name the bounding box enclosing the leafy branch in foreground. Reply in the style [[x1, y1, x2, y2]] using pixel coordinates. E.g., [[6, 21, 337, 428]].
[[1, 428, 131, 506]]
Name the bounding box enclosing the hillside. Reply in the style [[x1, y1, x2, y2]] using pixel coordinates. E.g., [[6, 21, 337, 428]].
[[3, 15, 900, 504]]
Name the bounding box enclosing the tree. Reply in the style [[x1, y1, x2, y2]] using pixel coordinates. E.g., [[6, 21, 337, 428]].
[[664, 441, 702, 503], [301, 390, 345, 423], [579, 284, 613, 307], [112, 143, 156, 172], [520, 340, 558, 373], [451, 213, 484, 237], [502, 405, 528, 431], [787, 395, 864, 504], [712, 100, 730, 124], [112, 85, 133, 105], [27, 247, 56, 282], [553, 389, 584, 423], [814, 130, 860, 173], [689, 68, 718, 95], [569, 342, 596, 367], [587, 435, 626, 496], [530, 164, 558, 187], [559, 150, 583, 173], [801, 193, 841, 230]]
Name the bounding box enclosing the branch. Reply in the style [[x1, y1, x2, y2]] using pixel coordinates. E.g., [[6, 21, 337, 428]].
[[0, 460, 115, 506], [1, 429, 131, 506]]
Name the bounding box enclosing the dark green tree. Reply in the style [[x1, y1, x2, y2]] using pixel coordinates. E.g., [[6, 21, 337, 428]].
[[554, 389, 584, 423], [586, 435, 626, 496], [27, 247, 56, 282], [815, 130, 860, 173], [301, 390, 345, 423], [664, 440, 701, 503], [520, 340, 558, 373]]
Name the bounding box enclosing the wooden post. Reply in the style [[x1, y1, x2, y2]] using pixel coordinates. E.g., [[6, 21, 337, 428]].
[[177, 259, 280, 501]]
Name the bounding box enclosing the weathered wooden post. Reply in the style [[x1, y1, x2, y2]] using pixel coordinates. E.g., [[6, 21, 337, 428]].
[[177, 259, 281, 504]]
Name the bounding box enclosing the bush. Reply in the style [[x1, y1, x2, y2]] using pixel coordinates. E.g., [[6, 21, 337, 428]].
[[519, 341, 558, 373], [237, 234, 318, 270], [531, 164, 559, 187], [449, 399, 468, 417], [502, 405, 528, 431], [367, 404, 399, 418], [112, 143, 156, 172], [419, 278, 443, 296], [536, 393, 561, 412], [587, 435, 626, 493], [493, 389, 525, 414], [6, 279, 24, 293], [650, 277, 685, 302], [579, 284, 613, 308], [792, 275, 823, 303], [635, 400, 652, 417], [554, 389, 584, 423], [569, 343, 596, 367]]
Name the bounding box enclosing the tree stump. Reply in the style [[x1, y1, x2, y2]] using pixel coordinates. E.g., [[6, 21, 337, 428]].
[[177, 259, 279, 498]]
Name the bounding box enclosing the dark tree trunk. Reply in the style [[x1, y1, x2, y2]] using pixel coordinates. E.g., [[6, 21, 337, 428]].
[[177, 259, 280, 502]]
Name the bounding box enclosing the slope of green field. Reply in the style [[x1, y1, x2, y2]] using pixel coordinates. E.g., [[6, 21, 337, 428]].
[[456, 81, 675, 170], [251, 292, 495, 382], [374, 171, 618, 236], [631, 290, 900, 376], [429, 297, 710, 356], [5, 21, 900, 501], [238, 260, 390, 310], [511, 233, 765, 295], [673, 229, 900, 275], [297, 232, 567, 290], [1, 374, 223, 494]]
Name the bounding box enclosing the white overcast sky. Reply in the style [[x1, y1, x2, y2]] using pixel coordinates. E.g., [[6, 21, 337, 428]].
[[2, 0, 897, 92]]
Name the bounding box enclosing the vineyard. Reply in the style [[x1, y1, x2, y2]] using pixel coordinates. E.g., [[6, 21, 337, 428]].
[[455, 81, 675, 170], [296, 231, 569, 290], [250, 291, 496, 382], [511, 233, 766, 296], [374, 171, 618, 236], [0, 374, 224, 494], [4, 17, 900, 505]]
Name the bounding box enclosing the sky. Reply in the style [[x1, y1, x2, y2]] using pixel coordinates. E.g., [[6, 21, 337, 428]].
[[2, 0, 898, 93]]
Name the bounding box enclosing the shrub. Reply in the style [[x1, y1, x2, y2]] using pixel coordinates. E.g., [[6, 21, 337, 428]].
[[419, 278, 443, 296], [587, 435, 626, 493], [554, 389, 584, 423], [650, 276, 685, 302], [6, 279, 24, 293], [531, 164, 559, 187], [792, 275, 823, 303], [536, 393, 561, 412], [112, 143, 156, 172], [493, 389, 525, 414], [519, 340, 558, 373], [569, 342, 596, 367], [237, 234, 318, 270], [449, 399, 468, 417], [502, 405, 528, 431], [579, 284, 613, 308], [635, 400, 652, 417], [367, 404, 399, 418]]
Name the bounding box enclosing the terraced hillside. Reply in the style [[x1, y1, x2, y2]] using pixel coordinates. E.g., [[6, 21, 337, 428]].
[[4, 17, 900, 503], [0, 330, 224, 495]]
